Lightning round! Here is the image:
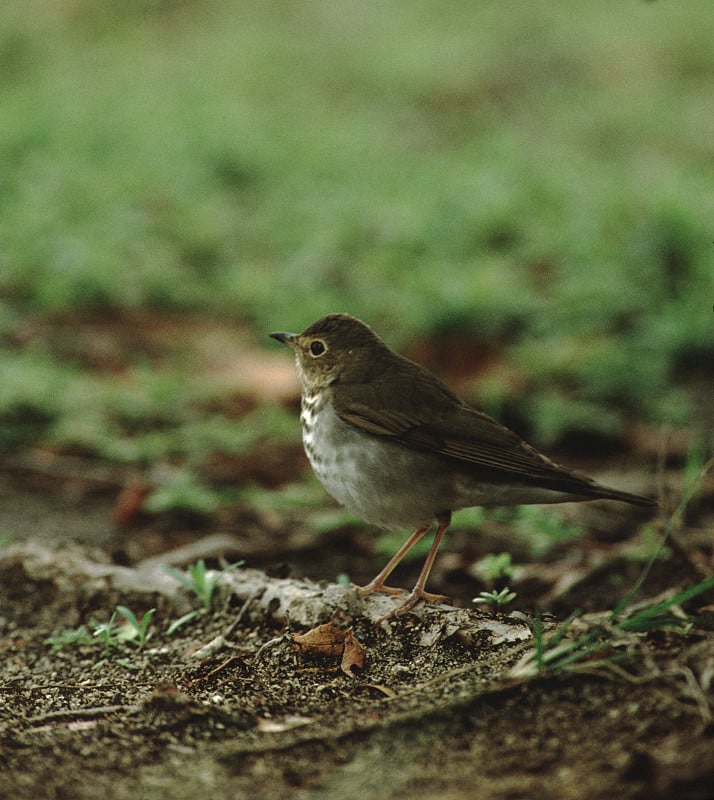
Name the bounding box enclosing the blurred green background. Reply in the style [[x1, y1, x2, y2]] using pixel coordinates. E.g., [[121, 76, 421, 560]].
[[1, 0, 712, 470]]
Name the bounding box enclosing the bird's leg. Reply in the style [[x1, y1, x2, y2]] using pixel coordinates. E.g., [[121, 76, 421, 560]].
[[376, 513, 452, 621], [354, 523, 432, 597]]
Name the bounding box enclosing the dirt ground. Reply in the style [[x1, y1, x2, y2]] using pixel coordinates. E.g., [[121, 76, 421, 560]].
[[1, 460, 713, 800], [1, 318, 713, 799]]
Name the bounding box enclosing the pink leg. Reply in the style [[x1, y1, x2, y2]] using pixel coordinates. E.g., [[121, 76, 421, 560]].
[[376, 513, 452, 621], [355, 523, 432, 597]]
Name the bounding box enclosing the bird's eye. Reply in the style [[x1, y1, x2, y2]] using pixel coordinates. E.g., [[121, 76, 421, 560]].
[[309, 340, 326, 357]]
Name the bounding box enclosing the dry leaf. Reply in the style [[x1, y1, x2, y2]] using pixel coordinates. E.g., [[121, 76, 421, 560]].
[[340, 629, 366, 676], [292, 621, 349, 657], [291, 622, 366, 675]]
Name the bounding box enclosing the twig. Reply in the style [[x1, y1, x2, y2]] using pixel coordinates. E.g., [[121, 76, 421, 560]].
[[186, 654, 250, 688], [678, 666, 712, 724], [223, 588, 265, 638], [253, 635, 289, 664], [28, 704, 138, 725]]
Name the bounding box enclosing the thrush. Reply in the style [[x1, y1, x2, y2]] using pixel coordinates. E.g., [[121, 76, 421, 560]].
[[270, 313, 655, 618]]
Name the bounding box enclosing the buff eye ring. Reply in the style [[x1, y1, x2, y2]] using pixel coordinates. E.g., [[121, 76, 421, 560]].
[[309, 340, 326, 357]]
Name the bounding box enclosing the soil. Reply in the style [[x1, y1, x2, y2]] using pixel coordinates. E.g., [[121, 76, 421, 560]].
[[3, 463, 714, 800], [1, 316, 713, 799]]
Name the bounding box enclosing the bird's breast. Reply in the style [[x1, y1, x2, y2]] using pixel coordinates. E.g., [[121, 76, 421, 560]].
[[300, 395, 465, 529]]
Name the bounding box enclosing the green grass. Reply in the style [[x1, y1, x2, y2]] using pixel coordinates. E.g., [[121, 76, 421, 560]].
[[511, 572, 714, 678], [1, 0, 712, 458]]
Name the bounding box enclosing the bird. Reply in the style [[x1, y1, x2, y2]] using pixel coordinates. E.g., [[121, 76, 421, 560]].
[[270, 313, 655, 618]]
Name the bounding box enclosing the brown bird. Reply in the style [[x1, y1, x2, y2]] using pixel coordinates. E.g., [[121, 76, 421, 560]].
[[271, 313, 655, 617]]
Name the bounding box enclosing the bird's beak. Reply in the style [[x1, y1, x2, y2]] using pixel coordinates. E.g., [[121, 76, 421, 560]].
[[270, 331, 297, 346]]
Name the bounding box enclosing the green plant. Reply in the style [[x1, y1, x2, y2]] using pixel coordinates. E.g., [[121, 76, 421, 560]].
[[473, 587, 517, 608], [92, 610, 120, 655], [1, 1, 711, 457], [114, 605, 156, 648], [512, 457, 714, 677], [623, 523, 672, 564], [91, 606, 156, 654], [512, 457, 714, 676], [681, 440, 711, 508], [512, 506, 586, 558], [144, 472, 222, 518], [511, 572, 714, 678], [473, 552, 515, 583], [611, 454, 713, 619], [164, 559, 244, 632], [164, 559, 219, 611], [615, 578, 714, 633], [44, 624, 94, 651], [526, 610, 606, 674]]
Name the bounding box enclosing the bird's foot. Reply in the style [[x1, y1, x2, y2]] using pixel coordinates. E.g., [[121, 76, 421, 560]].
[[373, 587, 452, 624], [352, 580, 407, 597]]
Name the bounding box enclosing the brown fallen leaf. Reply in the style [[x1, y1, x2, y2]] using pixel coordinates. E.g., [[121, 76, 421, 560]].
[[340, 628, 367, 675], [292, 621, 348, 656], [291, 621, 366, 676]]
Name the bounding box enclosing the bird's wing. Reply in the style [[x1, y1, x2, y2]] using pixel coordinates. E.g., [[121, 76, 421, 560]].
[[332, 361, 654, 506], [337, 393, 564, 482]]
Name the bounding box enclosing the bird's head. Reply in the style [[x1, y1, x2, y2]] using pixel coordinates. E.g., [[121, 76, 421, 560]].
[[270, 313, 387, 393]]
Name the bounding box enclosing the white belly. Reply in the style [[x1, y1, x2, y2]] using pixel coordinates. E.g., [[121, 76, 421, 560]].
[[301, 398, 452, 529]]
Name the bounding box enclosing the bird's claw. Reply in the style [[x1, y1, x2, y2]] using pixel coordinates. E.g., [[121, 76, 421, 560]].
[[352, 581, 408, 597], [357, 586, 452, 625]]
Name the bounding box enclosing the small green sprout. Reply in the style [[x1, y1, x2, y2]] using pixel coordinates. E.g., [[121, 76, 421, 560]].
[[164, 559, 244, 632], [45, 624, 94, 651], [92, 610, 120, 655], [166, 610, 203, 636], [91, 606, 156, 654], [115, 605, 156, 648], [164, 559, 219, 611], [473, 587, 517, 608]]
